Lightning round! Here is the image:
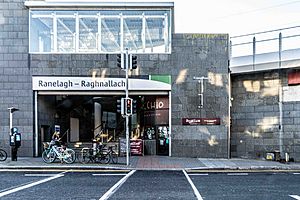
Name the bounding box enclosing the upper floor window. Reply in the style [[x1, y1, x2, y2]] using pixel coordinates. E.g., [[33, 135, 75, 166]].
[[29, 10, 172, 54]]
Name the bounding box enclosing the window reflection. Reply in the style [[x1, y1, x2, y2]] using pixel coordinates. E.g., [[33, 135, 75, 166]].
[[29, 10, 171, 54]]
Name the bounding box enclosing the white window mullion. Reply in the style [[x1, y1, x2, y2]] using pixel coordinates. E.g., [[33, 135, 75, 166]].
[[142, 13, 146, 53], [52, 12, 57, 52], [75, 12, 79, 52], [164, 13, 169, 53], [98, 13, 101, 52], [120, 13, 124, 52]]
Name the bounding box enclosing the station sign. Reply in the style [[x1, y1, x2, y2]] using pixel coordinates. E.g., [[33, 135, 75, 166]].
[[32, 76, 171, 91]]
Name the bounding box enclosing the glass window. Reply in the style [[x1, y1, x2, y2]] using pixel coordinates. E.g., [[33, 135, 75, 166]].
[[101, 18, 121, 52], [79, 17, 98, 52], [57, 17, 76, 52], [30, 15, 53, 52], [29, 10, 172, 54], [124, 18, 143, 52], [145, 18, 166, 53]]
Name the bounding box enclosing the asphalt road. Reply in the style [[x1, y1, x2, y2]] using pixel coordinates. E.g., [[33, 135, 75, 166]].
[[0, 169, 299, 200]]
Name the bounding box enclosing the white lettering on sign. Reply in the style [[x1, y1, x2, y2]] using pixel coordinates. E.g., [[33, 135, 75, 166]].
[[33, 77, 126, 91], [33, 76, 172, 91], [146, 101, 164, 109], [38, 80, 73, 89]]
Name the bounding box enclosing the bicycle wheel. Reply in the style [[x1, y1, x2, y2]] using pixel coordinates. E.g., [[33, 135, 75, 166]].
[[100, 153, 110, 164], [77, 149, 91, 164], [110, 151, 118, 164], [0, 149, 7, 161], [42, 149, 56, 163], [63, 149, 76, 164]]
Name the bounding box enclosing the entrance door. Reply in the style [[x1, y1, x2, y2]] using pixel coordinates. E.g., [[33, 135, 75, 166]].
[[156, 126, 169, 155]]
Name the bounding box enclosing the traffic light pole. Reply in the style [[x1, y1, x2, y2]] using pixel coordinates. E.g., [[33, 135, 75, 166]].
[[125, 49, 130, 166]]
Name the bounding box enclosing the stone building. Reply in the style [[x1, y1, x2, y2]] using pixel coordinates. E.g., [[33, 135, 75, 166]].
[[0, 1, 230, 158]]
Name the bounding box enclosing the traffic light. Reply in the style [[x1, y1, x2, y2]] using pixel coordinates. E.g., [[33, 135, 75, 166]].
[[116, 99, 124, 115], [130, 54, 137, 70], [117, 54, 124, 69], [124, 98, 132, 115], [132, 99, 137, 114]]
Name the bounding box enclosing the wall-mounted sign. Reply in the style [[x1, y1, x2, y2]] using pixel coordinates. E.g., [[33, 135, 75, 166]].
[[32, 76, 171, 91], [182, 118, 220, 125]]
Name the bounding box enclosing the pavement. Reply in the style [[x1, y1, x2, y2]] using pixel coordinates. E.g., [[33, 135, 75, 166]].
[[1, 156, 300, 171]]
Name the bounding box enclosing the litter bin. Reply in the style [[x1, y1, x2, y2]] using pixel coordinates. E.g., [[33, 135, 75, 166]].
[[274, 150, 280, 161]]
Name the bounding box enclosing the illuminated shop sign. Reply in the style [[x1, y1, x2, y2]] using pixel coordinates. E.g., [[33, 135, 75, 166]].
[[182, 118, 220, 125], [32, 76, 171, 91]]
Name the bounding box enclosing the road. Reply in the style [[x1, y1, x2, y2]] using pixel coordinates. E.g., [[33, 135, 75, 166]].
[[0, 169, 299, 199]]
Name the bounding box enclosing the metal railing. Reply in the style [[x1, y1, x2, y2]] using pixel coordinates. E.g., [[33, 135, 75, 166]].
[[230, 25, 300, 73]]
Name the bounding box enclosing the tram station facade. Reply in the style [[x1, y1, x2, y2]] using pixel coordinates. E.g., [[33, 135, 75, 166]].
[[0, 0, 230, 158]]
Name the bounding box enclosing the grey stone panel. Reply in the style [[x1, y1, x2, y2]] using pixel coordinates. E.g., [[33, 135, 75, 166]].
[[231, 69, 300, 161]]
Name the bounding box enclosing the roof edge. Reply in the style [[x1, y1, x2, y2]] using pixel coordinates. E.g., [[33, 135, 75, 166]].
[[24, 1, 174, 8]]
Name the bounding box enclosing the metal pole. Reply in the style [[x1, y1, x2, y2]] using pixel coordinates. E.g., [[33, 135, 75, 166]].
[[278, 32, 283, 158], [9, 112, 13, 161], [253, 36, 256, 71], [34, 91, 39, 157], [9, 112, 13, 134], [125, 48, 130, 166]]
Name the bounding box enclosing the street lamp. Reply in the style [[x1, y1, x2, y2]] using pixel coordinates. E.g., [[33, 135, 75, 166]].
[[8, 107, 19, 161], [8, 107, 19, 133]]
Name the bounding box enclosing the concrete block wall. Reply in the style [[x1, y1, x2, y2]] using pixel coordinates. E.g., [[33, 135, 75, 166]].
[[231, 70, 300, 161], [0, 0, 33, 156]]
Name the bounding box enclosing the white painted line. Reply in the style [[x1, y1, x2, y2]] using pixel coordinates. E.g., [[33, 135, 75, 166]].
[[92, 174, 127, 176], [293, 173, 300, 175], [0, 172, 65, 197], [290, 195, 300, 200], [24, 174, 62, 177], [99, 170, 136, 200], [227, 173, 248, 176], [188, 174, 209, 176], [183, 170, 203, 200]]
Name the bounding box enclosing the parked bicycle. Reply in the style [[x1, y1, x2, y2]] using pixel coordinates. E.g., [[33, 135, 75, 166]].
[[77, 142, 118, 164], [0, 148, 7, 161], [42, 141, 76, 164]]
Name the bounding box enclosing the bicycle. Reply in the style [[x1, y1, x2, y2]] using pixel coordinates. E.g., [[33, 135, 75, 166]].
[[77, 143, 118, 164], [42, 141, 76, 164], [0, 148, 7, 161]]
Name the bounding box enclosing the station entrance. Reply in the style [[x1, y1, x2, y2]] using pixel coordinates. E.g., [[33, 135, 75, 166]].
[[36, 94, 170, 157]]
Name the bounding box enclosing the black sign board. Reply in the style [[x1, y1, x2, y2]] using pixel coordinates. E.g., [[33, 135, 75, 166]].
[[182, 118, 220, 125]]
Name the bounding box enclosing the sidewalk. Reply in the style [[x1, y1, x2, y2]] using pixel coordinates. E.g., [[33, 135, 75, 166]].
[[1, 156, 300, 171]]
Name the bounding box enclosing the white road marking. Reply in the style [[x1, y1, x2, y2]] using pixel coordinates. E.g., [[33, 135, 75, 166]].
[[24, 174, 63, 177], [188, 174, 209, 176], [183, 170, 203, 200], [290, 195, 300, 200], [0, 172, 66, 198], [293, 173, 300, 175], [227, 173, 248, 176], [92, 174, 127, 176], [99, 170, 136, 200]]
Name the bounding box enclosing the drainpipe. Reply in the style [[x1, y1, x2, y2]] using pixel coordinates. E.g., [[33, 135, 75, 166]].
[[228, 67, 231, 159], [253, 36, 256, 71], [228, 40, 232, 159], [278, 32, 283, 158]]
